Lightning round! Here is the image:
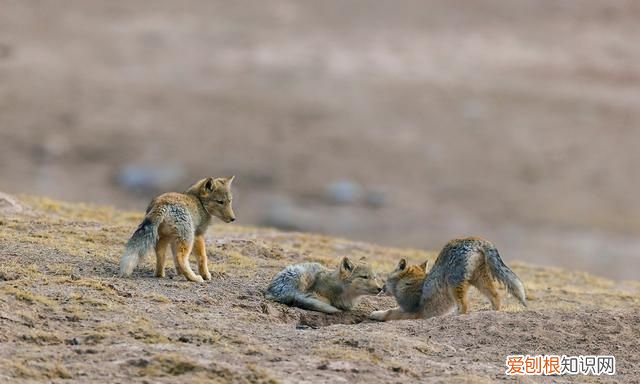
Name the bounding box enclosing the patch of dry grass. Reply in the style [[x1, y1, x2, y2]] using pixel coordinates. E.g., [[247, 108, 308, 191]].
[[128, 317, 169, 344], [18, 329, 63, 345], [138, 352, 279, 383], [217, 250, 257, 276], [1, 285, 55, 306], [0, 261, 40, 281], [11, 360, 72, 379]]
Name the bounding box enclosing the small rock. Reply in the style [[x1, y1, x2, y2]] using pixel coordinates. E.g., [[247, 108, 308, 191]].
[[65, 337, 80, 346], [325, 180, 362, 204]]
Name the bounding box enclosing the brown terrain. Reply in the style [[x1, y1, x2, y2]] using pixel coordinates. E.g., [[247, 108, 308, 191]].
[[0, 2, 639, 382], [0, 195, 638, 383], [0, 1, 639, 280]]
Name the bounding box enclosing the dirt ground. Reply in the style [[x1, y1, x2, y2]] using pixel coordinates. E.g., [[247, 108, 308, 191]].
[[0, 195, 638, 383], [0, 1, 639, 280]]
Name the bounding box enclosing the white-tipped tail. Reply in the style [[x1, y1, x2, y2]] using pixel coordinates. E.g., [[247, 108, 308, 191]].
[[119, 217, 158, 277], [119, 248, 141, 277], [483, 244, 527, 307]]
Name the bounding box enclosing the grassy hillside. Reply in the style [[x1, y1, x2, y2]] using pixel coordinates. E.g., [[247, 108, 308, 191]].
[[0, 194, 638, 383]]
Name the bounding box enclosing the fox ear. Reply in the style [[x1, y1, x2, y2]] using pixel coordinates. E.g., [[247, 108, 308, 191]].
[[204, 177, 215, 192], [212, 177, 227, 190], [420, 260, 430, 271], [227, 175, 235, 185], [340, 257, 354, 273], [396, 258, 407, 271]]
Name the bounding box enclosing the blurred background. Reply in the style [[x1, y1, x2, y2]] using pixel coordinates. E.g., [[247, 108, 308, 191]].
[[1, 1, 638, 279]]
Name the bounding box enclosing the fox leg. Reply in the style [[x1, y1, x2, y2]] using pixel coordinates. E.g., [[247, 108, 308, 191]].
[[473, 274, 501, 310], [453, 282, 470, 315], [193, 235, 212, 280], [172, 238, 203, 283], [369, 307, 423, 322], [294, 294, 341, 314], [154, 236, 170, 278]]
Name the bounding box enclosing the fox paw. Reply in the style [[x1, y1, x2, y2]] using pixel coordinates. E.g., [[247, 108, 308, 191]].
[[189, 275, 205, 283], [202, 272, 212, 281], [368, 310, 387, 322]]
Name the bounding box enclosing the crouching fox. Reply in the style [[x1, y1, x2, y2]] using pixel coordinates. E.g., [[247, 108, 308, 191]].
[[119, 176, 235, 282], [265, 257, 383, 314], [370, 237, 527, 321]]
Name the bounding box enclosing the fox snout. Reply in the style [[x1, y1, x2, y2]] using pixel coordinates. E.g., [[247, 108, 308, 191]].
[[224, 211, 236, 223], [372, 278, 384, 294], [227, 209, 236, 223], [215, 207, 236, 223]]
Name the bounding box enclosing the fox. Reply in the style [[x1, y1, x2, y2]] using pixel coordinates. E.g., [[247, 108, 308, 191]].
[[369, 237, 527, 321], [119, 176, 236, 282], [265, 257, 384, 314]]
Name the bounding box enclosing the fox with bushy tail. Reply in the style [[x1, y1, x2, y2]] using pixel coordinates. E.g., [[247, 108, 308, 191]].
[[370, 237, 527, 321], [119, 176, 236, 282], [265, 257, 384, 314]]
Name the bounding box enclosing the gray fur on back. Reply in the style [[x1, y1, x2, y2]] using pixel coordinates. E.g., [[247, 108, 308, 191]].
[[265, 262, 326, 304], [419, 238, 526, 316]]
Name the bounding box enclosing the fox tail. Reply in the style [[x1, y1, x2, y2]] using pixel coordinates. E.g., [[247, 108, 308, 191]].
[[119, 215, 161, 277], [482, 244, 527, 307]]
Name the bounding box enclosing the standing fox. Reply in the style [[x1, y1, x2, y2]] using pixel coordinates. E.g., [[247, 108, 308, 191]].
[[119, 176, 236, 282], [265, 257, 384, 313], [369, 237, 527, 321]]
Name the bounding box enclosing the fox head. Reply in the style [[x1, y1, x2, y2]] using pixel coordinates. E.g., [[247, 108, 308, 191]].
[[382, 258, 429, 297], [337, 257, 384, 296], [192, 176, 236, 223]]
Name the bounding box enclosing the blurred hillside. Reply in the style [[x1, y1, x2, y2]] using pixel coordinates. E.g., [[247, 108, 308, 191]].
[[0, 0, 638, 278]]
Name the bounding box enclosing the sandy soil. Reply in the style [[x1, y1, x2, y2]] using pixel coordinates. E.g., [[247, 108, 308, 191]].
[[0, 1, 639, 280], [0, 195, 638, 383]]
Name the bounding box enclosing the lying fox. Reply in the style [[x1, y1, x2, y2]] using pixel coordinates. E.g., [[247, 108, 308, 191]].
[[265, 257, 383, 313], [370, 237, 527, 321]]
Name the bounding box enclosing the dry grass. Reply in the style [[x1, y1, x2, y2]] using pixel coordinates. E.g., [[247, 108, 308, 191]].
[[18, 329, 63, 345], [12, 360, 72, 379], [0, 195, 638, 382], [128, 318, 170, 344], [1, 285, 55, 306]]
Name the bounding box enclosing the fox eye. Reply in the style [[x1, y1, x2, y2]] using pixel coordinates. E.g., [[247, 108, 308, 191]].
[[216, 200, 224, 205], [361, 275, 370, 279]]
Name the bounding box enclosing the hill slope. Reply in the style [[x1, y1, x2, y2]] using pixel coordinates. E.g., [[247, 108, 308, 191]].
[[0, 194, 638, 383]]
